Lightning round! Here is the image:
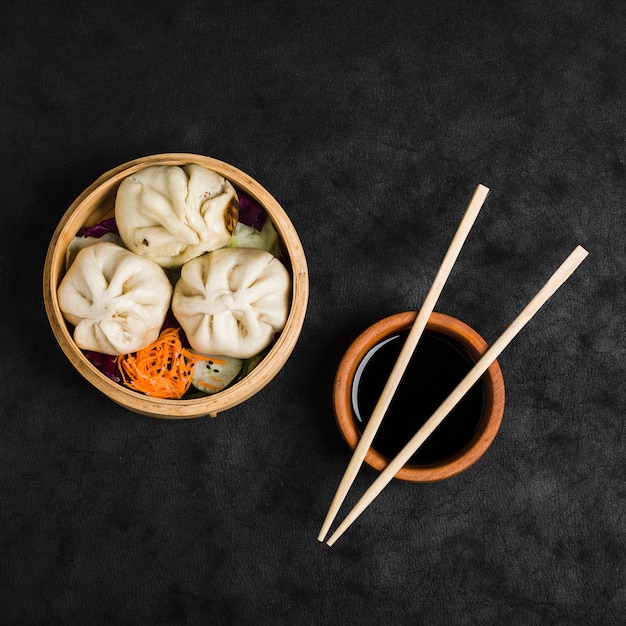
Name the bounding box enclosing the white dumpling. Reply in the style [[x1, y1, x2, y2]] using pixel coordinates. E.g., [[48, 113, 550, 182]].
[[115, 163, 239, 268], [57, 241, 173, 355], [172, 247, 291, 359]]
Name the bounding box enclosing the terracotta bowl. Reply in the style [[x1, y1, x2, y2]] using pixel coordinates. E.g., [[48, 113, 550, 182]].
[[333, 311, 505, 482], [43, 153, 309, 419]]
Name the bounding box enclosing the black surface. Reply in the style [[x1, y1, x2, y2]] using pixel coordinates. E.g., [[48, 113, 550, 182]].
[[1, 1, 624, 624]]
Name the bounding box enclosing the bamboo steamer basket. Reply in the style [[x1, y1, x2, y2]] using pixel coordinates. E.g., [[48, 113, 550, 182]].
[[43, 153, 309, 419]]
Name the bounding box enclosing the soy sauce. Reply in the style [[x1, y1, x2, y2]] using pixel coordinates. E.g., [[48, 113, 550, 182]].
[[352, 329, 485, 465]]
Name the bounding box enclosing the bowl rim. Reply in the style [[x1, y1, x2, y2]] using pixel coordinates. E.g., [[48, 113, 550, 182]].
[[43, 153, 309, 419], [333, 311, 505, 482]]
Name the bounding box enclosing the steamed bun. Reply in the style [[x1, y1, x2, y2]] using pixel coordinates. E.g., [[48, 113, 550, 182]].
[[57, 241, 173, 355], [115, 163, 239, 268], [172, 247, 291, 359]]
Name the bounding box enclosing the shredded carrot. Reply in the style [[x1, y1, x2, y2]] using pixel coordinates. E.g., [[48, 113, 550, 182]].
[[195, 380, 222, 391], [117, 327, 208, 399], [205, 357, 227, 365]]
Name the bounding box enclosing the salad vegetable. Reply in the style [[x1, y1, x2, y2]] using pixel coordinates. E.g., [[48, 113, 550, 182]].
[[226, 219, 279, 257], [191, 352, 244, 394], [77, 217, 119, 238], [118, 327, 209, 399], [237, 192, 267, 232]]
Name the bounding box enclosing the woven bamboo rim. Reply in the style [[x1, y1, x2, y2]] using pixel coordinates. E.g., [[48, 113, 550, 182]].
[[43, 153, 309, 419]]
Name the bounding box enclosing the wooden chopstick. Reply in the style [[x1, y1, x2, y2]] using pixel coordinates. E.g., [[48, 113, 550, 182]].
[[325, 245, 589, 546], [317, 184, 491, 542]]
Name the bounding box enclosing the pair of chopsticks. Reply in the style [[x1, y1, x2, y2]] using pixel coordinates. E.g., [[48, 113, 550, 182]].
[[318, 184, 588, 546]]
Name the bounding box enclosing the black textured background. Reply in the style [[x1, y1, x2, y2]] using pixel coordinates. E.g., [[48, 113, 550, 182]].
[[1, 1, 624, 624]]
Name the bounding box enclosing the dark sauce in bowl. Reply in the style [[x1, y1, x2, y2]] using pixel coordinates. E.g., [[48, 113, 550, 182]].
[[352, 329, 485, 465]]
